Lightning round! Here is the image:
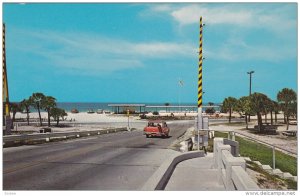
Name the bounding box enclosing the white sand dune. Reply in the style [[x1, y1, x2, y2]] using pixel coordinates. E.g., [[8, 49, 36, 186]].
[[15, 112, 140, 123]]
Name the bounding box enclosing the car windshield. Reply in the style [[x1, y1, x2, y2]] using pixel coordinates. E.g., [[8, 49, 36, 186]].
[[148, 122, 162, 127]]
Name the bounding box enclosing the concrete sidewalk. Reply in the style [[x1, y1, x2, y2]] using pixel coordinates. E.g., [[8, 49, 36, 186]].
[[164, 153, 225, 191]]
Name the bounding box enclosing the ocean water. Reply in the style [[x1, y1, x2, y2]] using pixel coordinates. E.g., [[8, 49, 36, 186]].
[[56, 102, 221, 113]]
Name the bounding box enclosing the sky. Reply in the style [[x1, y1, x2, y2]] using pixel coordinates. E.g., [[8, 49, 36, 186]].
[[2, 3, 298, 104]]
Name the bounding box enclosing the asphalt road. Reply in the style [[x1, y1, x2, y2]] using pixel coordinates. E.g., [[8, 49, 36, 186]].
[[3, 120, 193, 190]]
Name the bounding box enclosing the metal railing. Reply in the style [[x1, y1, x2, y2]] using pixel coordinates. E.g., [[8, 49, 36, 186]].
[[3, 127, 127, 146], [232, 131, 297, 157], [213, 130, 297, 174]]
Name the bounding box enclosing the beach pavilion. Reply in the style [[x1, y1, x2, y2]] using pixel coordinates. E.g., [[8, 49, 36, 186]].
[[108, 104, 146, 114]]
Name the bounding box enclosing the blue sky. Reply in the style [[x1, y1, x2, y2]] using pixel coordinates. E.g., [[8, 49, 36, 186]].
[[3, 3, 297, 103]]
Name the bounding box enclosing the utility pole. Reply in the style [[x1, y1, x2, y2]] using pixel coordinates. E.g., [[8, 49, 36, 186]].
[[247, 71, 254, 122], [2, 23, 12, 135]]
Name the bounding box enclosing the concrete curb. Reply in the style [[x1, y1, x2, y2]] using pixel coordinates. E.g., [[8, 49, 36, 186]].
[[141, 150, 205, 191], [3, 127, 127, 147], [170, 127, 194, 150]]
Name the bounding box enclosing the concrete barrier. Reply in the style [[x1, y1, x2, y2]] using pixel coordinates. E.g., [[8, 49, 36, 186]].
[[179, 138, 193, 152], [231, 166, 259, 191], [141, 151, 205, 190], [214, 137, 260, 191], [3, 127, 127, 147], [223, 138, 239, 157]]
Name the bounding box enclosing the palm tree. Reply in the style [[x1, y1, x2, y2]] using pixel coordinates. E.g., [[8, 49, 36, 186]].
[[164, 103, 170, 112], [10, 102, 22, 127], [262, 97, 273, 124], [290, 101, 297, 119], [236, 96, 252, 129], [50, 108, 67, 126], [20, 98, 32, 125], [30, 93, 46, 126], [277, 88, 297, 130], [267, 100, 278, 125], [250, 92, 269, 132], [41, 96, 57, 127], [206, 102, 215, 115], [271, 101, 280, 124], [269, 101, 275, 125], [222, 97, 237, 123]]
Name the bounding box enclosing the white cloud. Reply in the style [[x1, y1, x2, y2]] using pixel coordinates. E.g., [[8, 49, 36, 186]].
[[171, 5, 253, 26], [10, 28, 194, 75], [149, 4, 296, 34], [145, 4, 297, 62], [133, 42, 193, 57], [206, 36, 296, 62], [151, 4, 173, 12]]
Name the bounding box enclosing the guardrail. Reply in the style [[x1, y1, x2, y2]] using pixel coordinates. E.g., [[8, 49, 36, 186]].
[[3, 127, 127, 147], [213, 138, 260, 191], [233, 131, 297, 157], [211, 129, 297, 158]]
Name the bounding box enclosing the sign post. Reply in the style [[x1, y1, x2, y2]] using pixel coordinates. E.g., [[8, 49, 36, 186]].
[[273, 146, 276, 169], [127, 109, 130, 131]]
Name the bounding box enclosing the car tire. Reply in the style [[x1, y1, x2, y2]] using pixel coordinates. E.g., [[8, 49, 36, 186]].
[[146, 135, 149, 138]]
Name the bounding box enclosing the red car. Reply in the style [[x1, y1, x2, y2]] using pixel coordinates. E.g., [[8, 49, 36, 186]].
[[144, 120, 170, 138]]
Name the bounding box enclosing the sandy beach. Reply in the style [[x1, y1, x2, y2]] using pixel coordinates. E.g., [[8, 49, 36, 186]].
[[11, 111, 297, 155], [15, 112, 141, 123], [13, 110, 289, 122], [12, 112, 146, 133]]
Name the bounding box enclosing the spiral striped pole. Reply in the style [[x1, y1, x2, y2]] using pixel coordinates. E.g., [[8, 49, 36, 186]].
[[197, 17, 203, 130], [3, 23, 10, 117], [3, 23, 12, 134]]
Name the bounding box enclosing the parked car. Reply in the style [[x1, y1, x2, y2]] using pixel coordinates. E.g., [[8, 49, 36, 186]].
[[144, 120, 170, 138], [71, 108, 79, 113], [97, 109, 103, 114], [87, 109, 95, 114]]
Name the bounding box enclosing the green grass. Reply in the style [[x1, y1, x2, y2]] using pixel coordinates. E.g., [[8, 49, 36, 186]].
[[246, 161, 286, 189], [246, 161, 297, 190], [210, 121, 246, 126], [213, 132, 297, 176], [214, 131, 228, 138]]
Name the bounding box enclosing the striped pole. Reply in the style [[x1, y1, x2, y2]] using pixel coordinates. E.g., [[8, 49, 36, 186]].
[[3, 23, 12, 134], [3, 23, 10, 117], [197, 16, 203, 130]]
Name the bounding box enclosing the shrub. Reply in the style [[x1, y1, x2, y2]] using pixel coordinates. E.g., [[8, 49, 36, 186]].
[[153, 111, 159, 115]]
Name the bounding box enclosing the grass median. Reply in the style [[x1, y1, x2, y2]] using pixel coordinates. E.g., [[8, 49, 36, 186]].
[[213, 132, 297, 176]]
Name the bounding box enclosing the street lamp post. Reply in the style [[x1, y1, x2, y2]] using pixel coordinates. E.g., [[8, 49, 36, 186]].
[[247, 71, 254, 95], [178, 78, 184, 113], [247, 71, 254, 121]]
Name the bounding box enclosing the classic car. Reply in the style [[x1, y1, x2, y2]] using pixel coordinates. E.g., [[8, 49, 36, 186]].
[[144, 120, 170, 138]]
